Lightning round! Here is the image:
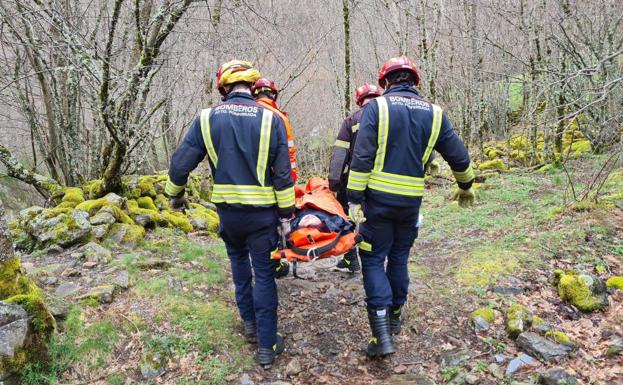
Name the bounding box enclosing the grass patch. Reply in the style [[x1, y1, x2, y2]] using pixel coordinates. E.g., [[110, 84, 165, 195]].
[[20, 307, 123, 384]]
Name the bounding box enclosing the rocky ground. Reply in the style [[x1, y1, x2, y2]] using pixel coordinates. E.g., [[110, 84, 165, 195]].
[[10, 157, 623, 385]]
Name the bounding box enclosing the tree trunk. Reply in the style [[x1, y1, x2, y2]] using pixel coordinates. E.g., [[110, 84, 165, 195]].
[[342, 0, 351, 116], [0, 200, 13, 262], [0, 143, 64, 199]]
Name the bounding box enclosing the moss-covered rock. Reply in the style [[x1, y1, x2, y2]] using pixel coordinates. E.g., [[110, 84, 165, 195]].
[[546, 331, 575, 347], [558, 272, 608, 312], [82, 179, 104, 199], [187, 203, 219, 233], [61, 187, 85, 207], [75, 193, 126, 215], [22, 209, 92, 249], [531, 315, 551, 335], [470, 307, 495, 324], [105, 223, 145, 247], [506, 304, 533, 339], [154, 194, 170, 211], [160, 210, 193, 233], [606, 276, 623, 290], [137, 196, 158, 211], [479, 159, 508, 171]]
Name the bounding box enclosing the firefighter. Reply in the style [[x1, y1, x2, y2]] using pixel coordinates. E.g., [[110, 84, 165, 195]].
[[328, 83, 382, 272], [253, 78, 298, 182], [165, 60, 295, 368], [346, 56, 475, 358]]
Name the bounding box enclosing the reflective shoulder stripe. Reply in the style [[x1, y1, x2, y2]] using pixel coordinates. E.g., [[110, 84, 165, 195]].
[[347, 170, 371, 191], [200, 108, 218, 167], [373, 97, 389, 171], [422, 104, 443, 165], [352, 123, 360, 133], [257, 109, 273, 186], [164, 178, 185, 196], [334, 139, 350, 149]]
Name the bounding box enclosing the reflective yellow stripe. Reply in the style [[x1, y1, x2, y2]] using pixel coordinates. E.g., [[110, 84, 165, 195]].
[[347, 170, 371, 191], [359, 241, 372, 252], [334, 139, 350, 149], [453, 167, 475, 183], [352, 123, 359, 133], [373, 97, 389, 171], [275, 185, 295, 208], [213, 184, 274, 195], [211, 194, 277, 205], [367, 180, 424, 197], [200, 108, 218, 166], [370, 170, 424, 186], [422, 104, 443, 165], [257, 109, 273, 186], [164, 178, 185, 196]]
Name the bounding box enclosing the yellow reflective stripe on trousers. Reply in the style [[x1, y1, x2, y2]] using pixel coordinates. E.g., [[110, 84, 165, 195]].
[[334, 139, 350, 149], [212, 184, 277, 205], [256, 109, 273, 186], [368, 170, 425, 197], [453, 167, 475, 183], [359, 241, 372, 252], [373, 97, 389, 171], [347, 170, 371, 191], [164, 178, 185, 196], [200, 108, 218, 166], [422, 104, 443, 165], [275, 185, 295, 208], [352, 123, 359, 133]]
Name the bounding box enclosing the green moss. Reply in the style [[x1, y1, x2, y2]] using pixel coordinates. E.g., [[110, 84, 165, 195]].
[[470, 308, 495, 324], [82, 179, 105, 199], [62, 188, 85, 205], [5, 293, 55, 337], [0, 257, 26, 299], [127, 200, 161, 224], [187, 203, 219, 233], [479, 159, 508, 171], [558, 272, 608, 312], [546, 331, 574, 347], [551, 269, 565, 286], [606, 276, 623, 290], [537, 164, 555, 173], [137, 196, 158, 211], [56, 201, 77, 209], [505, 304, 533, 339], [455, 247, 520, 288], [41, 207, 73, 219], [161, 210, 193, 233], [154, 194, 170, 210]]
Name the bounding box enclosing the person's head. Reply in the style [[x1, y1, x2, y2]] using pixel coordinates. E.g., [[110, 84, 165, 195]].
[[216, 59, 261, 96], [251, 78, 279, 101], [355, 83, 382, 107], [377, 56, 421, 89]]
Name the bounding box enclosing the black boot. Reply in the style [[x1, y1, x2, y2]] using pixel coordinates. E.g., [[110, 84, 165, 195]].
[[242, 319, 257, 343], [275, 260, 290, 279], [336, 250, 360, 273], [257, 334, 285, 368], [389, 305, 403, 335], [366, 308, 396, 358]]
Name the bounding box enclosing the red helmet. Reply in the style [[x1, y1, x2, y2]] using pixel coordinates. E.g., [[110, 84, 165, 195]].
[[355, 83, 382, 106], [378, 56, 421, 89], [252, 78, 279, 98]]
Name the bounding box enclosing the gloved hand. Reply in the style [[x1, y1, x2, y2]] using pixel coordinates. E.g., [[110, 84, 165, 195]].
[[169, 194, 189, 212], [348, 203, 366, 225], [279, 217, 292, 237], [425, 159, 441, 176], [453, 187, 475, 208]]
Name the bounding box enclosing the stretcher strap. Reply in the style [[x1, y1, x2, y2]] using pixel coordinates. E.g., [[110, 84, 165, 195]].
[[289, 231, 344, 260]]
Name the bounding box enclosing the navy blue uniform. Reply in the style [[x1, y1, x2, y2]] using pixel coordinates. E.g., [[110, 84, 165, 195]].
[[328, 108, 363, 207], [166, 92, 295, 350], [347, 84, 474, 309]]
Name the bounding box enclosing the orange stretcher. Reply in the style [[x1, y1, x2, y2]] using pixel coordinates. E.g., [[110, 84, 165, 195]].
[[272, 177, 361, 264]]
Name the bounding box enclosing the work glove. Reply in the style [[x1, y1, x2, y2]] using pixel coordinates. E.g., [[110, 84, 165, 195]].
[[453, 187, 475, 208], [425, 159, 441, 176], [348, 203, 366, 225], [169, 194, 189, 212]]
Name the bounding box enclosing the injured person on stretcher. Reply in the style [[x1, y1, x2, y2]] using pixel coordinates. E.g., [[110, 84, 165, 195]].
[[272, 177, 361, 267]]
